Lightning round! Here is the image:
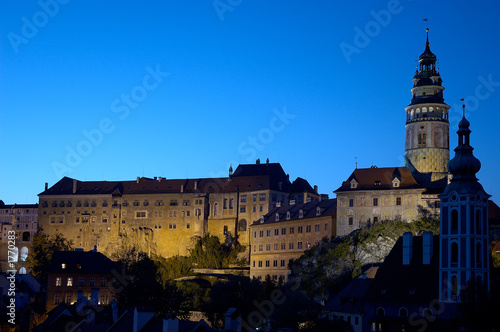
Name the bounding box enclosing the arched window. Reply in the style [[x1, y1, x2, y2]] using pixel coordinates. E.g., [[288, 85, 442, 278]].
[[238, 219, 247, 232], [423, 308, 433, 319], [451, 242, 459, 266], [451, 209, 459, 233], [376, 307, 385, 316], [20, 246, 29, 262], [451, 275, 458, 301], [399, 307, 408, 317], [475, 210, 481, 234], [213, 202, 218, 216], [19, 267, 27, 274]]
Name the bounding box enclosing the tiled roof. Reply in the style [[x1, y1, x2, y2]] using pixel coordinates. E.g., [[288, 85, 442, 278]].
[[364, 234, 439, 304], [323, 278, 373, 314], [48, 250, 118, 274], [251, 198, 336, 226], [38, 163, 313, 197], [334, 166, 422, 192], [0, 202, 38, 208]]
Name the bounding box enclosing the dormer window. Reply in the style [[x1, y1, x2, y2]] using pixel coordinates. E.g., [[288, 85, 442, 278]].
[[350, 179, 358, 189], [392, 178, 401, 188], [61, 263, 66, 269], [316, 207, 321, 216], [299, 210, 303, 219], [375, 181, 381, 186], [275, 213, 280, 222], [260, 216, 265, 224], [286, 211, 291, 220]]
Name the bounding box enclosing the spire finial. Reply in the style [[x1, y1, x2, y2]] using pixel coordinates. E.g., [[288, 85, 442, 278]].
[[460, 98, 465, 117]]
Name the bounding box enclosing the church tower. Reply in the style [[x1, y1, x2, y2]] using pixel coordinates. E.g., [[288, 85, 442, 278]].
[[439, 108, 490, 302], [404, 29, 450, 189]]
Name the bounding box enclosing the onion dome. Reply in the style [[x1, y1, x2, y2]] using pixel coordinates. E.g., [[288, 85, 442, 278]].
[[448, 112, 481, 182], [419, 28, 437, 65]]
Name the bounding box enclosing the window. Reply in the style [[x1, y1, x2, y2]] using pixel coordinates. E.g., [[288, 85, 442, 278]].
[[182, 200, 190, 206], [298, 226, 303, 233], [101, 277, 106, 286], [253, 195, 257, 202], [281, 228, 286, 235], [289, 243, 294, 249], [259, 230, 264, 237], [399, 307, 408, 317], [289, 227, 294, 234], [315, 224, 320, 232], [240, 206, 246, 213], [273, 260, 278, 267], [266, 244, 271, 251], [78, 277, 84, 286], [259, 245, 263, 251], [451, 242, 459, 266], [259, 194, 266, 201], [99, 294, 108, 305], [56, 277, 62, 286], [476, 242, 482, 267], [223, 198, 228, 209], [475, 210, 481, 234], [65, 294, 72, 304], [265, 260, 270, 267], [349, 199, 354, 207], [348, 217, 353, 226], [298, 242, 303, 249], [306, 225, 311, 233], [396, 197, 402, 206], [274, 243, 278, 250], [258, 261, 263, 267], [451, 209, 459, 233], [67, 277, 73, 286], [238, 219, 247, 232], [377, 307, 385, 316], [280, 260, 285, 267], [102, 217, 108, 223], [229, 199, 233, 209], [224, 225, 228, 235], [61, 263, 66, 269], [281, 243, 286, 250], [373, 198, 378, 206], [170, 200, 178, 206], [451, 275, 458, 301], [89, 277, 95, 286], [136, 211, 146, 218], [214, 203, 218, 216], [54, 294, 61, 304], [274, 228, 279, 236], [241, 195, 247, 202], [266, 229, 271, 237]]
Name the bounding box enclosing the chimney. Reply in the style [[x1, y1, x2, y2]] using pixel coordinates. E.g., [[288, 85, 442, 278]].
[[402, 232, 413, 265], [73, 179, 77, 194], [90, 289, 99, 306], [136, 177, 140, 183], [422, 231, 433, 265], [229, 165, 233, 177], [154, 176, 157, 180], [158, 177, 162, 182], [76, 290, 85, 312], [266, 158, 269, 165], [45, 182, 48, 190], [256, 158, 260, 164], [112, 300, 118, 322], [314, 185, 318, 194], [180, 184, 184, 193], [194, 181, 198, 190]]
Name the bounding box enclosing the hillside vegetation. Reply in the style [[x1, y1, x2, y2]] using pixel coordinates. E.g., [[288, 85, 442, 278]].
[[288, 218, 440, 302]]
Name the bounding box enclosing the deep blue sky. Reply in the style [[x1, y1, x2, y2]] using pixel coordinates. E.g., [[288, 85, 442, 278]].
[[1, 1, 499, 206]]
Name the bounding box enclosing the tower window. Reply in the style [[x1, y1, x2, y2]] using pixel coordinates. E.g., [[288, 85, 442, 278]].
[[451, 242, 459, 267], [451, 209, 459, 233], [475, 210, 481, 234]]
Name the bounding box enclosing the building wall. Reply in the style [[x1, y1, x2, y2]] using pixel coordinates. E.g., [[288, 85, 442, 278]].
[[47, 272, 114, 310], [335, 189, 436, 237], [250, 215, 334, 281]]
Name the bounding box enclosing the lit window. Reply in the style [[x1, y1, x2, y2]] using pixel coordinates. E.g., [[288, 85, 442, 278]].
[[67, 277, 73, 286], [56, 277, 62, 286]]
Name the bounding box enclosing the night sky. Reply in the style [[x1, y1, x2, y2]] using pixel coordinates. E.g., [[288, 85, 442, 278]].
[[1, 1, 499, 205]]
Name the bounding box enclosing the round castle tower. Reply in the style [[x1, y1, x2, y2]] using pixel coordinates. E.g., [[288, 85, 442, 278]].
[[404, 29, 450, 189]]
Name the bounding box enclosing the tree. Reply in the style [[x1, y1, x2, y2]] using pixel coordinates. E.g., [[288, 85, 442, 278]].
[[190, 235, 244, 269], [115, 252, 188, 318], [26, 228, 73, 286]]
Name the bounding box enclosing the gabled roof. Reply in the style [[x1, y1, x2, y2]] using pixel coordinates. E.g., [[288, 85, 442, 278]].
[[364, 234, 439, 304], [334, 167, 422, 192], [48, 251, 118, 274], [251, 198, 336, 226], [323, 278, 373, 314]]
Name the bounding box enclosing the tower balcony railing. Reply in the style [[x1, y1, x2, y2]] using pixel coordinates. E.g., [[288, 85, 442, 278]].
[[406, 116, 448, 124]]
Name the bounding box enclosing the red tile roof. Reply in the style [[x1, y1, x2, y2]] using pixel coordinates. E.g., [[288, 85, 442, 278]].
[[334, 166, 422, 192]]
